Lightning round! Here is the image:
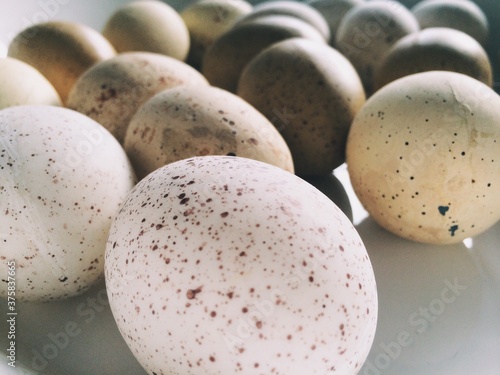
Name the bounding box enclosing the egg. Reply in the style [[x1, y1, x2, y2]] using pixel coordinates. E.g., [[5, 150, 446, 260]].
[[102, 0, 190, 61], [202, 14, 325, 92], [0, 57, 62, 109], [180, 0, 253, 70], [124, 85, 294, 180], [237, 37, 366, 177], [66, 52, 209, 144], [105, 155, 378, 375], [346, 71, 500, 244], [374, 27, 493, 92], [411, 0, 489, 47], [8, 21, 116, 104], [335, 0, 420, 95], [0, 105, 136, 302]]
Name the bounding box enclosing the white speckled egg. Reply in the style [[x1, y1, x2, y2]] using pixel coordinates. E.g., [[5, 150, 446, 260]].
[[346, 71, 500, 244], [0, 105, 136, 301], [105, 155, 378, 375]]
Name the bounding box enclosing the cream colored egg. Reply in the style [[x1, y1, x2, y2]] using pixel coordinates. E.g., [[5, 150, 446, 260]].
[[238, 37, 365, 177], [336, 0, 420, 95], [346, 71, 500, 244], [8, 21, 116, 104], [0, 105, 136, 302], [102, 0, 190, 61], [67, 52, 209, 144], [124, 85, 294, 179], [0, 57, 62, 109], [180, 0, 253, 70], [105, 155, 378, 375], [202, 15, 325, 92]]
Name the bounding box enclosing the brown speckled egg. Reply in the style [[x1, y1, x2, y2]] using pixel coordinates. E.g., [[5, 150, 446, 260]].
[[105, 155, 378, 375], [346, 71, 500, 244], [124, 85, 294, 179], [237, 37, 365, 177], [66, 52, 209, 144], [0, 105, 136, 302]]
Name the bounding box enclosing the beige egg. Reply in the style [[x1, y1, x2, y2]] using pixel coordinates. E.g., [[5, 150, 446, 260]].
[[180, 0, 253, 70], [102, 0, 190, 61], [67, 52, 209, 144], [8, 21, 116, 104], [336, 0, 419, 95], [202, 15, 325, 92], [238, 38, 365, 177], [124, 85, 294, 179], [411, 0, 489, 47], [346, 71, 500, 244], [0, 57, 62, 109], [374, 27, 493, 92]]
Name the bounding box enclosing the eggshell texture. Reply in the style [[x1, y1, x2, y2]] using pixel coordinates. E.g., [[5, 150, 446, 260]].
[[335, 0, 420, 95], [102, 0, 190, 61], [0, 57, 62, 109], [346, 71, 500, 244], [67, 52, 209, 144], [124, 85, 294, 180], [105, 155, 377, 375], [374, 27, 493, 91], [411, 0, 489, 47], [202, 15, 325, 93], [180, 0, 253, 70], [8, 21, 116, 104], [237, 37, 366, 177], [0, 105, 136, 302]]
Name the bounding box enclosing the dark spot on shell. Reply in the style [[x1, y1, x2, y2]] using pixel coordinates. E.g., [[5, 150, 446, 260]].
[[220, 212, 229, 218], [449, 225, 459, 236], [438, 206, 449, 216], [186, 286, 202, 299]]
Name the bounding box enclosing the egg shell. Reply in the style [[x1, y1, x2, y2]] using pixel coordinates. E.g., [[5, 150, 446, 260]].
[[67, 51, 209, 144], [373, 27, 493, 91], [201, 14, 325, 93], [0, 105, 136, 301], [124, 85, 294, 179], [105, 155, 377, 375], [180, 0, 253, 70], [0, 57, 62, 109], [335, 0, 420, 95], [8, 21, 116, 104], [102, 0, 190, 61], [237, 37, 366, 177], [346, 71, 500, 244], [411, 0, 489, 47]]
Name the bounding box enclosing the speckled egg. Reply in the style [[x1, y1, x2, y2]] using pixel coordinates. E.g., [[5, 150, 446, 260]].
[[124, 85, 294, 180], [0, 105, 136, 301], [67, 52, 209, 144], [105, 155, 378, 375], [346, 71, 500, 244]]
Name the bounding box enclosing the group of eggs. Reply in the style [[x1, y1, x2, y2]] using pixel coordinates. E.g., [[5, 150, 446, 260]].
[[0, 0, 499, 374]]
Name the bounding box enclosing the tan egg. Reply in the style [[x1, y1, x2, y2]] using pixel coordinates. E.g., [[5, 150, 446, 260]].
[[67, 52, 209, 144], [102, 0, 190, 61], [8, 21, 116, 104], [411, 0, 489, 47], [238, 38, 365, 177], [0, 57, 62, 109], [202, 15, 325, 93], [124, 85, 294, 180], [180, 0, 253, 70], [335, 0, 419, 95], [374, 27, 493, 92]]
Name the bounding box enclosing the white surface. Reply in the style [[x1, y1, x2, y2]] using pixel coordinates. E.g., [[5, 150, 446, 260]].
[[1, 1, 499, 375]]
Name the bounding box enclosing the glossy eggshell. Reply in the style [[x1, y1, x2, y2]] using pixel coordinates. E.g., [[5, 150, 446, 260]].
[[105, 155, 378, 375], [237, 37, 365, 177], [8, 21, 116, 104], [66, 52, 209, 144], [124, 85, 294, 179], [346, 71, 500, 244], [0, 105, 136, 302]]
